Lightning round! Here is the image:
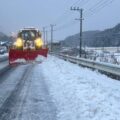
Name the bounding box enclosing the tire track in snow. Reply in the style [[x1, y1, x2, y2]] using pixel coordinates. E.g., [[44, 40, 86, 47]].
[[0, 63, 57, 120], [0, 65, 32, 120]]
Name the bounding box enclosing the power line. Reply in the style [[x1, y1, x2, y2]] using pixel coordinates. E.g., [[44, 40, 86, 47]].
[[71, 0, 82, 6], [44, 0, 116, 36], [53, 0, 103, 32], [52, 1, 89, 32], [53, 0, 89, 27], [53, 0, 116, 32], [54, 20, 77, 31], [74, 0, 91, 7], [92, 0, 115, 12], [84, 0, 105, 16], [85, 0, 116, 18], [53, 0, 74, 24]]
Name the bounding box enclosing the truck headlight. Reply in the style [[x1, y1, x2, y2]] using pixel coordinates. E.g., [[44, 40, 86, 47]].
[[35, 38, 43, 48], [14, 38, 23, 48]]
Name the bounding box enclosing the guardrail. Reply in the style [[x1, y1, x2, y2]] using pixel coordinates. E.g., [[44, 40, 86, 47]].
[[53, 53, 120, 76]]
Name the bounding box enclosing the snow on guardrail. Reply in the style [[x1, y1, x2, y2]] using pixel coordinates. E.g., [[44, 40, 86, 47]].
[[53, 53, 120, 76]]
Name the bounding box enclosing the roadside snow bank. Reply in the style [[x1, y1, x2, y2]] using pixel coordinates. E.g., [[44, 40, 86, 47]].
[[40, 56, 120, 120]]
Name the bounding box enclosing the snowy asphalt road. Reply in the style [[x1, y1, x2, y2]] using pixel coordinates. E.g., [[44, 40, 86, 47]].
[[0, 61, 9, 71], [0, 64, 57, 120], [0, 57, 8, 63], [0, 53, 8, 62]]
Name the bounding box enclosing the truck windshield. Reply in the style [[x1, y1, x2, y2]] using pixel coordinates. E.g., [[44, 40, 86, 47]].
[[18, 30, 38, 41]]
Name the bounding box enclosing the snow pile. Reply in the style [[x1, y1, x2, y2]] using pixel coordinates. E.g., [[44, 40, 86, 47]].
[[12, 55, 46, 64], [40, 56, 120, 120], [35, 55, 46, 62], [14, 59, 26, 63]]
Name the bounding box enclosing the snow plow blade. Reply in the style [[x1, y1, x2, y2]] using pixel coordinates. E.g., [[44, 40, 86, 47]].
[[9, 48, 48, 65]]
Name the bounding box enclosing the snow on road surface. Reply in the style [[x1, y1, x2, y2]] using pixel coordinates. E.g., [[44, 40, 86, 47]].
[[0, 64, 57, 120], [0, 53, 8, 62], [0, 61, 9, 71], [40, 55, 120, 120], [0, 66, 28, 108]]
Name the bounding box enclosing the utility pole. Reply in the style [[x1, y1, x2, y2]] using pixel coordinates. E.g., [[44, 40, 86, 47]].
[[45, 30, 48, 45], [71, 7, 84, 57], [50, 24, 56, 52], [43, 27, 46, 45]]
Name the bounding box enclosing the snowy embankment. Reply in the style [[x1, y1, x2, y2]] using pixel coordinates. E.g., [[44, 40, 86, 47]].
[[40, 55, 120, 120]]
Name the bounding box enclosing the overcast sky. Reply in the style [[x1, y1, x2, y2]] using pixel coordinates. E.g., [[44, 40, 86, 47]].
[[0, 0, 120, 41]]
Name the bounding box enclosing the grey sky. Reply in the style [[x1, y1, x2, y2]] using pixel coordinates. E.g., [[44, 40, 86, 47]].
[[0, 0, 120, 41]]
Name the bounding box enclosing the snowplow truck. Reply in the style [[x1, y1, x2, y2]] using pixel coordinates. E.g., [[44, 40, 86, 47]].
[[9, 28, 48, 65]]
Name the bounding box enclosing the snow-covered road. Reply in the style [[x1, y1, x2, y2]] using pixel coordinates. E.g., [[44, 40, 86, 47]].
[[0, 53, 8, 62], [0, 61, 9, 71], [0, 55, 120, 120], [0, 64, 57, 120]]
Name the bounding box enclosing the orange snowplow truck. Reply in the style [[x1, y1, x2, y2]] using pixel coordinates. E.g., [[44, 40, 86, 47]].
[[9, 28, 48, 65]]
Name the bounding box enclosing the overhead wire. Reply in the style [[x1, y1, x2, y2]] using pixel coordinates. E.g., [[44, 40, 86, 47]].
[[71, 0, 83, 7], [54, 0, 90, 32], [44, 0, 90, 32], [85, 0, 116, 18], [45, 0, 116, 34], [55, 0, 116, 31]]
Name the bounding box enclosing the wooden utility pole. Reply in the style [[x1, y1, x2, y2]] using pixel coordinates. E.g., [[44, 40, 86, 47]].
[[50, 24, 56, 52], [45, 30, 48, 45], [71, 7, 84, 57], [43, 27, 46, 45]]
